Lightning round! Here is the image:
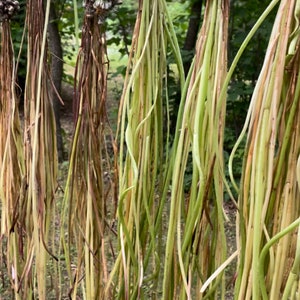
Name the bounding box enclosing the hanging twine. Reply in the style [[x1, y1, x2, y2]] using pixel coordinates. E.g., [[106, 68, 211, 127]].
[[83, 0, 122, 24]]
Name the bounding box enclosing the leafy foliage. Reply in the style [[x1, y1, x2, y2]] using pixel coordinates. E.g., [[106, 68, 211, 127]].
[[228, 0, 277, 133], [223, 0, 276, 196], [106, 0, 137, 58], [10, 0, 26, 89]]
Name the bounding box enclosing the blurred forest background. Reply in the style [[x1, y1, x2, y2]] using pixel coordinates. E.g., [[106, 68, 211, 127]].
[[11, 0, 275, 170]]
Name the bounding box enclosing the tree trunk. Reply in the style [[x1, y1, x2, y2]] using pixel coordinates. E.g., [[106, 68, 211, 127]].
[[48, 2, 64, 162], [170, 0, 203, 132], [183, 0, 203, 76]]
